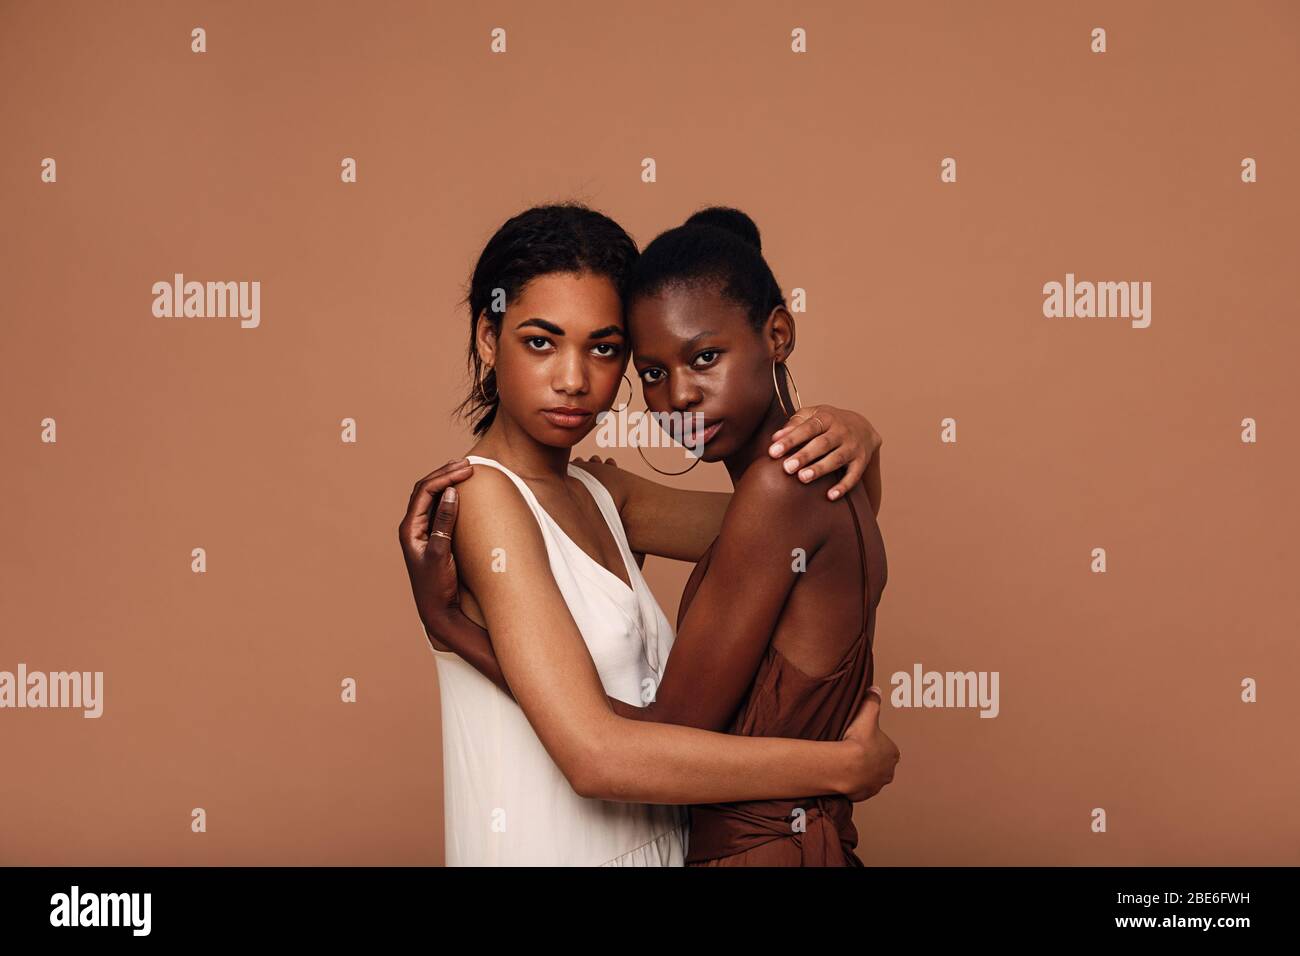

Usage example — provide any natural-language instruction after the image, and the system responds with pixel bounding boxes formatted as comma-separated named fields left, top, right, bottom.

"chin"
left=514, top=420, right=583, bottom=449
left=697, top=437, right=732, bottom=462
left=543, top=427, right=591, bottom=448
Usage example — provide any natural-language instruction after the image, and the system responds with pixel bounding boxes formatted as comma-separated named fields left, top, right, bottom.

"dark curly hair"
left=625, top=206, right=786, bottom=330
left=456, top=203, right=639, bottom=437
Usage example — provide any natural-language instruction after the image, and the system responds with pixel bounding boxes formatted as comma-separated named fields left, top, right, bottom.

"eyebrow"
left=635, top=330, right=718, bottom=366
left=515, top=317, right=624, bottom=339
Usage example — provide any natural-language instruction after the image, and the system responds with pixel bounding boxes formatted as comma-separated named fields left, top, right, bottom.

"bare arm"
left=411, top=470, right=630, bottom=707
left=605, top=458, right=827, bottom=730
left=573, top=459, right=730, bottom=563
left=447, top=466, right=862, bottom=805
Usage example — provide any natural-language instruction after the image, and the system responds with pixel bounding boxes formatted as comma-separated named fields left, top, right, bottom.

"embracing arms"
left=399, top=465, right=895, bottom=805
left=405, top=404, right=881, bottom=701
left=414, top=459, right=836, bottom=733
left=406, top=407, right=883, bottom=715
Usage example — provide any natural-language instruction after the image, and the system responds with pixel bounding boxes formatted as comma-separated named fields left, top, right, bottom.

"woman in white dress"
left=399, top=204, right=893, bottom=865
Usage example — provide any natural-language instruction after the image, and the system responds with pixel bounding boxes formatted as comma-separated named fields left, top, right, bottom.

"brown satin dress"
left=681, top=489, right=887, bottom=867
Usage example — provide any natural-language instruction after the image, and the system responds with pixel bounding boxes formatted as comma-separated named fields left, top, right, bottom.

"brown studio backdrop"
left=1, top=0, right=1297, bottom=865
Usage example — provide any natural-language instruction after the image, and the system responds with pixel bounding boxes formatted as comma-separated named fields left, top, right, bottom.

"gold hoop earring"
left=612, top=373, right=633, bottom=413
left=772, top=360, right=803, bottom=416
left=633, top=408, right=703, bottom=475
left=636, top=440, right=702, bottom=475
left=476, top=365, right=498, bottom=403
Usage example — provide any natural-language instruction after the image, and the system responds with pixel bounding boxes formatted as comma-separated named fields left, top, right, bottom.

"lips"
left=541, top=407, right=593, bottom=429
left=697, top=419, right=724, bottom=444
left=676, top=416, right=723, bottom=447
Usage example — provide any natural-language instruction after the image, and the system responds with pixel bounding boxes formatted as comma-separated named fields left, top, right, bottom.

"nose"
left=551, top=346, right=589, bottom=396
left=668, top=372, right=703, bottom=413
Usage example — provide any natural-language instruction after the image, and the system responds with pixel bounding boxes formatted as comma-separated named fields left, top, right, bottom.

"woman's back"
left=429, top=455, right=686, bottom=865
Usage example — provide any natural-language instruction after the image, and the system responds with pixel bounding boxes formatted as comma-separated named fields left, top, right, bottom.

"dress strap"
left=464, top=455, right=538, bottom=505
left=463, top=455, right=555, bottom=529
left=567, top=465, right=638, bottom=568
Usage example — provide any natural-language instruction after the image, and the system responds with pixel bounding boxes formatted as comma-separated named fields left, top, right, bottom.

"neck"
left=469, top=411, right=572, bottom=481
left=722, top=398, right=789, bottom=487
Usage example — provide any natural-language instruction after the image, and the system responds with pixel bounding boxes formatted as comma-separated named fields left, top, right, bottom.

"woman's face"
left=629, top=283, right=781, bottom=462
left=478, top=271, right=628, bottom=448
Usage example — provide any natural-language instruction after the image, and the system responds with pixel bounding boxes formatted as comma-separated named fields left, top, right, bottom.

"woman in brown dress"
left=415, top=206, right=894, bottom=866
left=672, top=479, right=884, bottom=866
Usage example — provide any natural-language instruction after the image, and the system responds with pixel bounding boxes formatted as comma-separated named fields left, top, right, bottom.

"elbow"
left=566, top=763, right=607, bottom=801
left=545, top=723, right=603, bottom=798
left=563, top=736, right=632, bottom=802
left=569, top=767, right=602, bottom=800
left=564, top=746, right=601, bottom=799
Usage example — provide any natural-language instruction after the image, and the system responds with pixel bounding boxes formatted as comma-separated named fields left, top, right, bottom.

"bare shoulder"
left=733, top=454, right=825, bottom=508
left=451, top=464, right=543, bottom=551
left=730, top=455, right=837, bottom=541
left=454, top=462, right=524, bottom=514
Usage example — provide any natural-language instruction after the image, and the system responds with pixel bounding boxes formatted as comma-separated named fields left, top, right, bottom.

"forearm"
left=430, top=613, right=659, bottom=718
left=584, top=712, right=851, bottom=804
left=618, top=475, right=732, bottom=562
left=606, top=689, right=734, bottom=730
left=427, top=613, right=512, bottom=698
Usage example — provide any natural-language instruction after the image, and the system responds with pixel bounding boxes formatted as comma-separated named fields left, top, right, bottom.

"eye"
left=692, top=349, right=721, bottom=368
left=639, top=368, right=664, bottom=385
left=524, top=336, right=553, bottom=351
left=590, top=342, right=623, bottom=357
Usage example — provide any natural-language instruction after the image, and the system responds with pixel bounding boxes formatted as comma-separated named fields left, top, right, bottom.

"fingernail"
left=444, top=487, right=457, bottom=503
left=828, top=488, right=841, bottom=500
left=769, top=443, right=784, bottom=456
left=868, top=685, right=881, bottom=696
left=784, top=458, right=799, bottom=473
left=799, top=468, right=814, bottom=481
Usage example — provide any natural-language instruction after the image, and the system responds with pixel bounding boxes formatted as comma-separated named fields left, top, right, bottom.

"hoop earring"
left=612, top=373, right=633, bottom=413
left=772, top=360, right=803, bottom=416
left=633, top=407, right=703, bottom=475
left=476, top=366, right=498, bottom=403
left=636, top=440, right=702, bottom=475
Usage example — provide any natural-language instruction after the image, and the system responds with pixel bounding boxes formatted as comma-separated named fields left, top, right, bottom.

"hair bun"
left=683, top=206, right=762, bottom=252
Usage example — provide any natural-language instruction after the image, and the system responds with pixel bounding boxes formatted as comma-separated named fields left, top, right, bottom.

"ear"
left=473, top=310, right=499, bottom=367
left=764, top=305, right=796, bottom=362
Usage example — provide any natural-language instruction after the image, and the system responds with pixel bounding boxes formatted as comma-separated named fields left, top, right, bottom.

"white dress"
left=428, top=455, right=688, bottom=865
